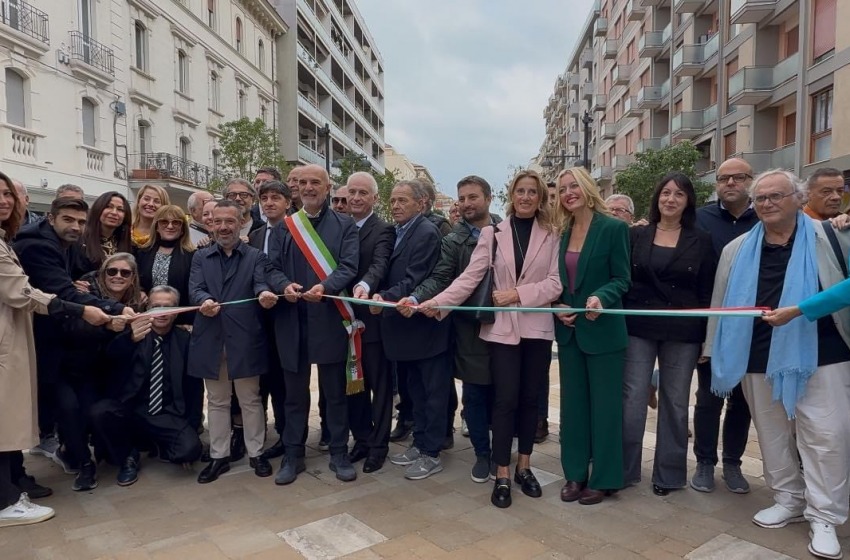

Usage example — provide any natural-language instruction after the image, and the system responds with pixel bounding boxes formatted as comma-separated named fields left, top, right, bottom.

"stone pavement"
left=3, top=360, right=846, bottom=560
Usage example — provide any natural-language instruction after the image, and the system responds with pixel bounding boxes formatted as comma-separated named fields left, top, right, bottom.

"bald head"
left=299, top=164, right=331, bottom=214
left=715, top=157, right=754, bottom=212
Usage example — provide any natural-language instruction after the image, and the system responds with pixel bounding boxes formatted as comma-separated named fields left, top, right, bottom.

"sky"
left=357, top=0, right=597, bottom=200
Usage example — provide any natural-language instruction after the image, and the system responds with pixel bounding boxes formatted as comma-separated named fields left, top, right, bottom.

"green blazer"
left=555, top=212, right=631, bottom=354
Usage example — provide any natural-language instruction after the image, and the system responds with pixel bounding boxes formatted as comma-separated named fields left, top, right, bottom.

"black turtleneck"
left=512, top=215, right=534, bottom=278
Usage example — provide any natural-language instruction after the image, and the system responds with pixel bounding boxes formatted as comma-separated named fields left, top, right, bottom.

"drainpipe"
left=715, top=1, right=726, bottom=169
left=794, top=0, right=807, bottom=175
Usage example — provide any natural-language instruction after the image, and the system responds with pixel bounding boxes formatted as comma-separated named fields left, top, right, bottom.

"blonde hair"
left=97, top=252, right=144, bottom=311
left=504, top=170, right=557, bottom=232
left=142, top=204, right=195, bottom=252
left=131, top=184, right=171, bottom=230
left=553, top=167, right=611, bottom=232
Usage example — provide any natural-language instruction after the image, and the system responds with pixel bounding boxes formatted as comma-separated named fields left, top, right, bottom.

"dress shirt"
left=394, top=214, right=421, bottom=249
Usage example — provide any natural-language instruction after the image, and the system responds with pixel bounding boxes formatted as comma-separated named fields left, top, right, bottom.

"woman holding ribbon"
left=554, top=166, right=630, bottom=505
left=621, top=173, right=715, bottom=496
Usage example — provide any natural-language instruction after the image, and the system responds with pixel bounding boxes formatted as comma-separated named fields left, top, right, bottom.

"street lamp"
left=317, top=123, right=331, bottom=174
left=581, top=111, right=593, bottom=171
left=541, top=150, right=584, bottom=174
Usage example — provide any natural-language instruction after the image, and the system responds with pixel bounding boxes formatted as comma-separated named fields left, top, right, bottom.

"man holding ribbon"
left=705, top=169, right=850, bottom=560
left=267, top=164, right=361, bottom=485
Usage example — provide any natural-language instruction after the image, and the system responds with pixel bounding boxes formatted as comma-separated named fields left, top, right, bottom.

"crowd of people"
left=1, top=158, right=849, bottom=559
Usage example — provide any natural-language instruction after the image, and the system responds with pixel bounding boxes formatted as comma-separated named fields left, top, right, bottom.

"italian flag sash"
left=285, top=210, right=365, bottom=395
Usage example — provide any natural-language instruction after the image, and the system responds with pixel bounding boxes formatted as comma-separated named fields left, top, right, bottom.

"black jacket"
left=424, top=211, right=453, bottom=237
left=134, top=244, right=196, bottom=323
left=696, top=201, right=759, bottom=258
left=625, top=224, right=716, bottom=343
left=348, top=213, right=394, bottom=344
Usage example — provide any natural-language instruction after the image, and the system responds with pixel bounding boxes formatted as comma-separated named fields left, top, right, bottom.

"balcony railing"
left=673, top=34, right=719, bottom=77
left=734, top=144, right=796, bottom=172
left=130, top=153, right=227, bottom=189
left=728, top=52, right=799, bottom=105
left=612, top=64, right=632, bottom=86
left=731, top=0, right=777, bottom=24
left=593, top=93, right=607, bottom=112
left=603, top=39, right=619, bottom=60
left=594, top=18, right=608, bottom=37
left=637, top=86, right=664, bottom=109
left=671, top=111, right=705, bottom=138
left=636, top=136, right=671, bottom=152
left=1, top=0, right=48, bottom=46
left=69, top=31, right=114, bottom=76
left=626, top=0, right=646, bottom=21
left=639, top=31, right=665, bottom=58
left=612, top=154, right=634, bottom=170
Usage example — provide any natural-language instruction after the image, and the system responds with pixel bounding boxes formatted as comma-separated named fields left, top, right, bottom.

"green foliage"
left=495, top=163, right=526, bottom=210
left=373, top=169, right=398, bottom=222
left=217, top=118, right=291, bottom=181
left=614, top=141, right=714, bottom=219
left=331, top=151, right=399, bottom=221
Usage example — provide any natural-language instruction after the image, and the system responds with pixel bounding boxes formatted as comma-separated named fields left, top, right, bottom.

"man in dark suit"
left=346, top=172, right=394, bottom=473
left=267, top=164, right=360, bottom=485
left=250, top=166, right=281, bottom=227
left=371, top=180, right=451, bottom=480
left=90, top=286, right=204, bottom=486
left=188, top=200, right=280, bottom=484
left=248, top=180, right=291, bottom=459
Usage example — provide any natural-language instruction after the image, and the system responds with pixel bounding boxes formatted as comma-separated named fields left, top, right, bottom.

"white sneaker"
left=29, top=435, right=59, bottom=458
left=0, top=494, right=55, bottom=528
left=752, top=503, right=805, bottom=528
left=809, top=520, right=842, bottom=559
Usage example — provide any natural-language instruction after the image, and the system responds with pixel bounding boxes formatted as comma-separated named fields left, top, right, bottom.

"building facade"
left=539, top=0, right=850, bottom=195
left=272, top=0, right=385, bottom=173
left=0, top=0, right=287, bottom=211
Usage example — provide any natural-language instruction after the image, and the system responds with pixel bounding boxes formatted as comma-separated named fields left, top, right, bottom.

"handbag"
left=462, top=226, right=498, bottom=324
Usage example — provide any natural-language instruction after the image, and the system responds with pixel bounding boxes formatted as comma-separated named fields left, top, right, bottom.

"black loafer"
left=250, top=456, right=273, bottom=477
left=514, top=468, right=542, bottom=498
left=491, top=478, right=512, bottom=508
left=260, top=438, right=285, bottom=460
left=348, top=446, right=369, bottom=463
left=230, top=428, right=246, bottom=462
left=197, top=457, right=230, bottom=484
left=363, top=456, right=385, bottom=473
left=652, top=484, right=670, bottom=496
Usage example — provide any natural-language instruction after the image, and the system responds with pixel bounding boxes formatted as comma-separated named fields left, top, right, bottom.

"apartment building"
left=272, top=0, right=385, bottom=173
left=0, top=0, right=286, bottom=210
left=540, top=0, right=850, bottom=193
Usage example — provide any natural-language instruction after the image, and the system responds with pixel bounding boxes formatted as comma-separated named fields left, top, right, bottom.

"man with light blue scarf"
left=704, top=169, right=850, bottom=560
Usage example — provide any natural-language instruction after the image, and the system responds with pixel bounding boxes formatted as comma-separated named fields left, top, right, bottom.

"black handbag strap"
left=490, top=225, right=498, bottom=267
left=822, top=220, right=848, bottom=279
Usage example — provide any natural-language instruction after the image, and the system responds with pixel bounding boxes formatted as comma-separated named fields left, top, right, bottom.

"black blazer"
left=625, top=224, right=716, bottom=343
left=135, top=244, right=196, bottom=323
left=350, top=213, right=395, bottom=344
left=266, top=207, right=360, bottom=370
left=378, top=215, right=449, bottom=362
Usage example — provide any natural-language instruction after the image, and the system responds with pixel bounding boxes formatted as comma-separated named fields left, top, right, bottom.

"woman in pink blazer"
left=420, top=170, right=561, bottom=509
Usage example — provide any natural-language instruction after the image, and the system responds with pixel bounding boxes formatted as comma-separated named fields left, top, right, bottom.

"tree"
left=495, top=163, right=526, bottom=210
left=613, top=141, right=714, bottom=219
left=217, top=118, right=291, bottom=182
left=331, top=151, right=398, bottom=221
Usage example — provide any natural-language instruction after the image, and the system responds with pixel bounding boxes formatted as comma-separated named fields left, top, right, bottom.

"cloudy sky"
left=358, top=0, right=597, bottom=199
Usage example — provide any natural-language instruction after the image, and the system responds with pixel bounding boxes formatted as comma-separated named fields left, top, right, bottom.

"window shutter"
left=813, top=0, right=836, bottom=59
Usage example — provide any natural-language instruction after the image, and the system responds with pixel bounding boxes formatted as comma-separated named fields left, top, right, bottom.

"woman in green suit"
left=554, top=166, right=631, bottom=505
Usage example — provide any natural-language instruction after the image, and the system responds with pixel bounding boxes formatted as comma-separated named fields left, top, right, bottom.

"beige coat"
left=0, top=230, right=54, bottom=452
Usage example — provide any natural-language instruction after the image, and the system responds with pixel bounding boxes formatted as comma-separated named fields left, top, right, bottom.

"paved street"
left=3, top=359, right=840, bottom=560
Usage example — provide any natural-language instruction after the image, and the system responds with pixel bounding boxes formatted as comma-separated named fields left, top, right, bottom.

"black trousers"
left=0, top=452, right=19, bottom=508
left=692, top=359, right=751, bottom=467
left=54, top=376, right=100, bottom=468
left=283, top=356, right=349, bottom=457
left=396, top=356, right=457, bottom=438
left=489, top=339, right=551, bottom=467
left=348, top=341, right=393, bottom=459
left=89, top=399, right=202, bottom=465
left=260, top=339, right=287, bottom=436
left=401, top=352, right=452, bottom=457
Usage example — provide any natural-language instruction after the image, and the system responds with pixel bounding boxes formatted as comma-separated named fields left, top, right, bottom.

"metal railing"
left=131, top=153, right=227, bottom=189
left=69, top=31, right=114, bottom=76
left=1, top=0, right=48, bottom=45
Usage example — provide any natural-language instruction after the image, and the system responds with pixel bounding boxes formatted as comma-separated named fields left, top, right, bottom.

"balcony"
left=68, top=31, right=114, bottom=86
left=636, top=136, right=671, bottom=152
left=591, top=166, right=613, bottom=181
left=594, top=18, right=608, bottom=37
left=735, top=144, right=796, bottom=172
left=593, top=93, right=607, bottom=112
left=623, top=96, right=643, bottom=118
left=297, top=142, right=325, bottom=166
left=637, top=86, right=664, bottom=109
left=730, top=0, right=777, bottom=24
left=1, top=123, right=41, bottom=163
left=626, top=0, right=646, bottom=21
left=603, top=39, right=619, bottom=60
left=673, top=33, right=720, bottom=77
left=728, top=53, right=799, bottom=105
left=638, top=0, right=665, bottom=5
left=581, top=48, right=593, bottom=69
left=569, top=100, right=580, bottom=118
left=568, top=131, right=581, bottom=146
left=702, top=104, right=718, bottom=130
left=671, top=111, right=705, bottom=140
left=601, top=123, right=619, bottom=140
left=0, top=0, right=49, bottom=55
left=582, top=82, right=595, bottom=101
left=639, top=31, right=664, bottom=58
left=612, top=64, right=632, bottom=86
left=674, top=0, right=709, bottom=14
left=613, top=154, right=634, bottom=171
left=130, top=153, right=228, bottom=189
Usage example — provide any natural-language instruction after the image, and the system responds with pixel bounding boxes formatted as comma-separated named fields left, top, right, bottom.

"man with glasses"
left=606, top=194, right=635, bottom=224
left=286, top=166, right=304, bottom=216
left=332, top=185, right=349, bottom=214
left=223, top=179, right=264, bottom=235
left=803, top=168, right=846, bottom=221
left=691, top=157, right=760, bottom=496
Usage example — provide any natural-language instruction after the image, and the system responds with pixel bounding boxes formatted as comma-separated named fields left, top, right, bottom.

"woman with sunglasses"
left=134, top=205, right=196, bottom=321
left=75, top=191, right=133, bottom=277
left=131, top=185, right=170, bottom=247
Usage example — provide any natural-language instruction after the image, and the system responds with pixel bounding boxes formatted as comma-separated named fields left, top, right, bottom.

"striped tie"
left=149, top=336, right=164, bottom=415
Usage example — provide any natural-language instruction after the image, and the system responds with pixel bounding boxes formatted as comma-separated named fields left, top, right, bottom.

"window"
left=724, top=131, right=737, bottom=158
left=235, top=17, right=243, bottom=53
left=177, top=50, right=188, bottom=93
left=258, top=40, right=265, bottom=71
left=134, top=20, right=148, bottom=72
left=212, top=148, right=220, bottom=171
left=785, top=25, right=799, bottom=58
left=5, top=69, right=26, bottom=127
left=82, top=98, right=96, bottom=146
left=179, top=136, right=191, bottom=160
left=260, top=98, right=268, bottom=123
left=207, top=0, right=216, bottom=29
left=238, top=88, right=246, bottom=118
left=210, top=71, right=220, bottom=111
left=811, top=88, right=833, bottom=162
left=813, top=0, right=836, bottom=62
left=138, top=120, right=151, bottom=153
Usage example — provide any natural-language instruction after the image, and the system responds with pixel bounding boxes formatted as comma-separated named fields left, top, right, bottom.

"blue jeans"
left=462, top=382, right=492, bottom=458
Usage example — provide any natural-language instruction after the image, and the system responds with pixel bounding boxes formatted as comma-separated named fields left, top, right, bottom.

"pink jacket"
left=432, top=216, right=561, bottom=345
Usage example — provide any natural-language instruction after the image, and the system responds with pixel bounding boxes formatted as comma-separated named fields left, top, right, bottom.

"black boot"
left=389, top=419, right=413, bottom=442
left=230, top=426, right=246, bottom=462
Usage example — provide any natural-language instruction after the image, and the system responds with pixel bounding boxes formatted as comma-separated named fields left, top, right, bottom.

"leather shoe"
left=197, top=457, right=230, bottom=484
left=491, top=478, right=512, bottom=508
left=652, top=484, right=670, bottom=496
left=348, top=446, right=369, bottom=463
left=534, top=419, right=549, bottom=444
left=250, top=456, right=273, bottom=478
left=578, top=487, right=605, bottom=505
left=260, top=438, right=285, bottom=460
left=363, top=456, right=385, bottom=473
left=560, top=480, right=584, bottom=502
left=117, top=451, right=140, bottom=487
left=230, top=427, right=246, bottom=462
left=389, top=419, right=413, bottom=442
left=514, top=468, right=542, bottom=498
left=274, top=456, right=305, bottom=485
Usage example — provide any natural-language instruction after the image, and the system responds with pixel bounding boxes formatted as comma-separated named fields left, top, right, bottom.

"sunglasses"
left=332, top=197, right=347, bottom=204
left=106, top=267, right=133, bottom=278
left=157, top=219, right=184, bottom=228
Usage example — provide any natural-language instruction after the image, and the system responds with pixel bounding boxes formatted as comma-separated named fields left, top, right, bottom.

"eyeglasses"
left=332, top=197, right=347, bottom=204
left=157, top=219, right=184, bottom=229
left=224, top=192, right=253, bottom=201
left=105, top=267, right=132, bottom=278
left=716, top=173, right=753, bottom=185
left=753, top=191, right=797, bottom=206
left=611, top=207, right=632, bottom=216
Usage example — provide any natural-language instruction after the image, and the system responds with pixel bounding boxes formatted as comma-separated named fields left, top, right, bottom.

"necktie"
left=149, top=336, right=164, bottom=415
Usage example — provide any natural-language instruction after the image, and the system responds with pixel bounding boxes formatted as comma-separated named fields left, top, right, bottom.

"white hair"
left=346, top=171, right=378, bottom=195
left=605, top=194, right=634, bottom=214
left=749, top=169, right=805, bottom=201
left=187, top=191, right=212, bottom=212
